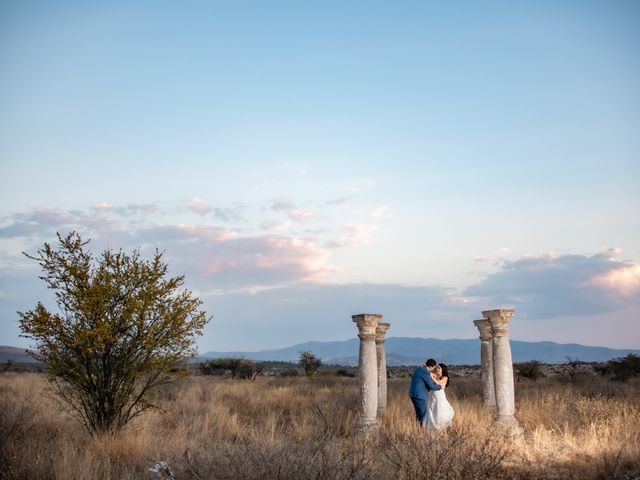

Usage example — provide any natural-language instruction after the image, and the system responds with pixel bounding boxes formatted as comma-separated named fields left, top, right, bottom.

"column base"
left=484, top=400, right=497, bottom=410
left=494, top=415, right=524, bottom=438
left=355, top=418, right=379, bottom=436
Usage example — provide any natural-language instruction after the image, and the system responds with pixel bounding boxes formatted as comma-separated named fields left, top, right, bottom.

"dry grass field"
left=1, top=372, right=639, bottom=479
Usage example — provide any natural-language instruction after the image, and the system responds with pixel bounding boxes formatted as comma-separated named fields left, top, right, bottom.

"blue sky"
left=1, top=1, right=639, bottom=351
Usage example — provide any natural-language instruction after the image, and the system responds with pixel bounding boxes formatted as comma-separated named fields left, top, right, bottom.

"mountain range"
left=4, top=338, right=638, bottom=366
left=0, top=346, right=38, bottom=363
left=200, top=337, right=640, bottom=365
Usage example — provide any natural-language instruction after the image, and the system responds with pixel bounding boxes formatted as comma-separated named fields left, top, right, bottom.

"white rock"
left=148, top=461, right=175, bottom=480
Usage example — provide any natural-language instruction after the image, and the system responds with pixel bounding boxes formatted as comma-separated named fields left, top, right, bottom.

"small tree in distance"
left=18, top=232, right=209, bottom=436
left=199, top=358, right=263, bottom=380
left=563, top=356, right=583, bottom=383
left=515, top=360, right=544, bottom=381
left=595, top=353, right=640, bottom=382
left=299, top=351, right=322, bottom=377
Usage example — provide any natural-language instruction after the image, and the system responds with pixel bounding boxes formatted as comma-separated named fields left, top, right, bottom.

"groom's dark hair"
left=425, top=358, right=437, bottom=367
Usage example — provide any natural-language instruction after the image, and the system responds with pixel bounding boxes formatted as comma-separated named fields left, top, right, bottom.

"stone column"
left=482, top=309, right=522, bottom=435
left=375, top=322, right=391, bottom=416
left=473, top=319, right=496, bottom=409
left=352, top=313, right=382, bottom=433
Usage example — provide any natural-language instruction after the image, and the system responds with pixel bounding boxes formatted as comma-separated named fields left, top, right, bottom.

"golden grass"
left=1, top=372, right=639, bottom=479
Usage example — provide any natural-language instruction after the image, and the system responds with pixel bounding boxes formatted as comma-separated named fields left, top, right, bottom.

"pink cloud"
left=156, top=229, right=334, bottom=289
left=90, top=203, right=160, bottom=217
left=589, top=264, right=640, bottom=297
left=269, top=197, right=316, bottom=223
left=325, top=223, right=379, bottom=248
left=260, top=220, right=292, bottom=232
left=92, top=203, right=113, bottom=212
left=31, top=208, right=118, bottom=231
left=186, top=197, right=212, bottom=215
left=465, top=249, right=640, bottom=319
left=1, top=204, right=337, bottom=292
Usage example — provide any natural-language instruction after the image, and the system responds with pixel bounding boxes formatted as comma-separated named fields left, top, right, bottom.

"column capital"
left=482, top=309, right=515, bottom=336
left=375, top=322, right=391, bottom=343
left=473, top=319, right=493, bottom=341
left=352, top=313, right=382, bottom=338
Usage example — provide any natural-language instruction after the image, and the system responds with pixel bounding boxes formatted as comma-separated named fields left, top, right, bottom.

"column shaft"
left=473, top=319, right=496, bottom=409
left=480, top=339, right=496, bottom=408
left=352, top=314, right=382, bottom=433
left=359, top=333, right=378, bottom=425
left=483, top=309, right=522, bottom=435
left=376, top=322, right=390, bottom=415
left=492, top=334, right=515, bottom=418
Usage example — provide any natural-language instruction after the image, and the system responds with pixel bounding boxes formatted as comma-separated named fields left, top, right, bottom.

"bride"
left=427, top=363, right=455, bottom=430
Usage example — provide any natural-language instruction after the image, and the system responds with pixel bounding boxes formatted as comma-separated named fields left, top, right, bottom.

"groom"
left=409, top=358, right=442, bottom=427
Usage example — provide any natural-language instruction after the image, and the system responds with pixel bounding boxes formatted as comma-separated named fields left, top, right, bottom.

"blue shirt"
left=409, top=365, right=442, bottom=399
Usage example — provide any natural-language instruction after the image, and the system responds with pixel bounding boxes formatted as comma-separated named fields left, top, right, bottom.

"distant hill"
left=4, top=338, right=638, bottom=366
left=201, top=337, right=640, bottom=365
left=0, top=346, right=37, bottom=363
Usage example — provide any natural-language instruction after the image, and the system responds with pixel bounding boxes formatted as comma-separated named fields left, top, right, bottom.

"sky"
left=1, top=0, right=639, bottom=352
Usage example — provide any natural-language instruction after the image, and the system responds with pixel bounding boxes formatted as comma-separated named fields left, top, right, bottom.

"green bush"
left=199, top=358, right=263, bottom=380
left=18, top=232, right=209, bottom=436
left=515, top=360, right=544, bottom=381
left=595, top=354, right=640, bottom=382
left=299, top=351, right=322, bottom=377
left=334, top=368, right=356, bottom=377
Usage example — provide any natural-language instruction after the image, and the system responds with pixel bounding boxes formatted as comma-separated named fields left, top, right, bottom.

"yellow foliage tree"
left=18, top=232, right=210, bottom=435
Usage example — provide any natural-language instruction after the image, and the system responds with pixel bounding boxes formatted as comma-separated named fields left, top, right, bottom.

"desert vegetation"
left=1, top=369, right=639, bottom=479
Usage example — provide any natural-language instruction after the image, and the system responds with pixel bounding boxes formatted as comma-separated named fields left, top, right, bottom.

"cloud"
left=186, top=197, right=212, bottom=215
left=92, top=202, right=113, bottom=212
left=260, top=220, right=292, bottom=232
left=588, top=264, right=640, bottom=297
left=369, top=206, right=392, bottom=219
left=3, top=208, right=639, bottom=350
left=270, top=197, right=295, bottom=212
left=464, top=249, right=640, bottom=319
left=1, top=205, right=335, bottom=294
left=90, top=203, right=159, bottom=216
left=269, top=197, right=316, bottom=223
left=3, top=203, right=639, bottom=350
left=472, top=248, right=511, bottom=263
left=212, top=206, right=245, bottom=223
left=325, top=196, right=351, bottom=206
left=0, top=208, right=117, bottom=238
left=325, top=224, right=379, bottom=248
left=130, top=226, right=333, bottom=291
left=288, top=209, right=316, bottom=222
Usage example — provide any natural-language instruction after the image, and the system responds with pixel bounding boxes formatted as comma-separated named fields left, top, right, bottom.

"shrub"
left=515, top=360, right=544, bottom=381
left=199, top=358, right=263, bottom=380
left=335, top=368, right=356, bottom=377
left=563, top=356, right=584, bottom=383
left=595, top=354, right=640, bottom=382
left=18, top=232, right=209, bottom=435
left=299, top=351, right=322, bottom=377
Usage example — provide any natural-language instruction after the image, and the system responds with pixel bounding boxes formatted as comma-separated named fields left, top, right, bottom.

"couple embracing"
left=408, top=358, right=454, bottom=430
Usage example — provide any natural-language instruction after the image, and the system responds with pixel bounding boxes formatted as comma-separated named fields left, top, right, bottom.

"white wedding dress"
left=427, top=388, right=454, bottom=430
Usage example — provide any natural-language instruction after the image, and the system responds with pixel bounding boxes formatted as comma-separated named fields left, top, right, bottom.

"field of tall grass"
left=1, top=371, right=639, bottom=479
